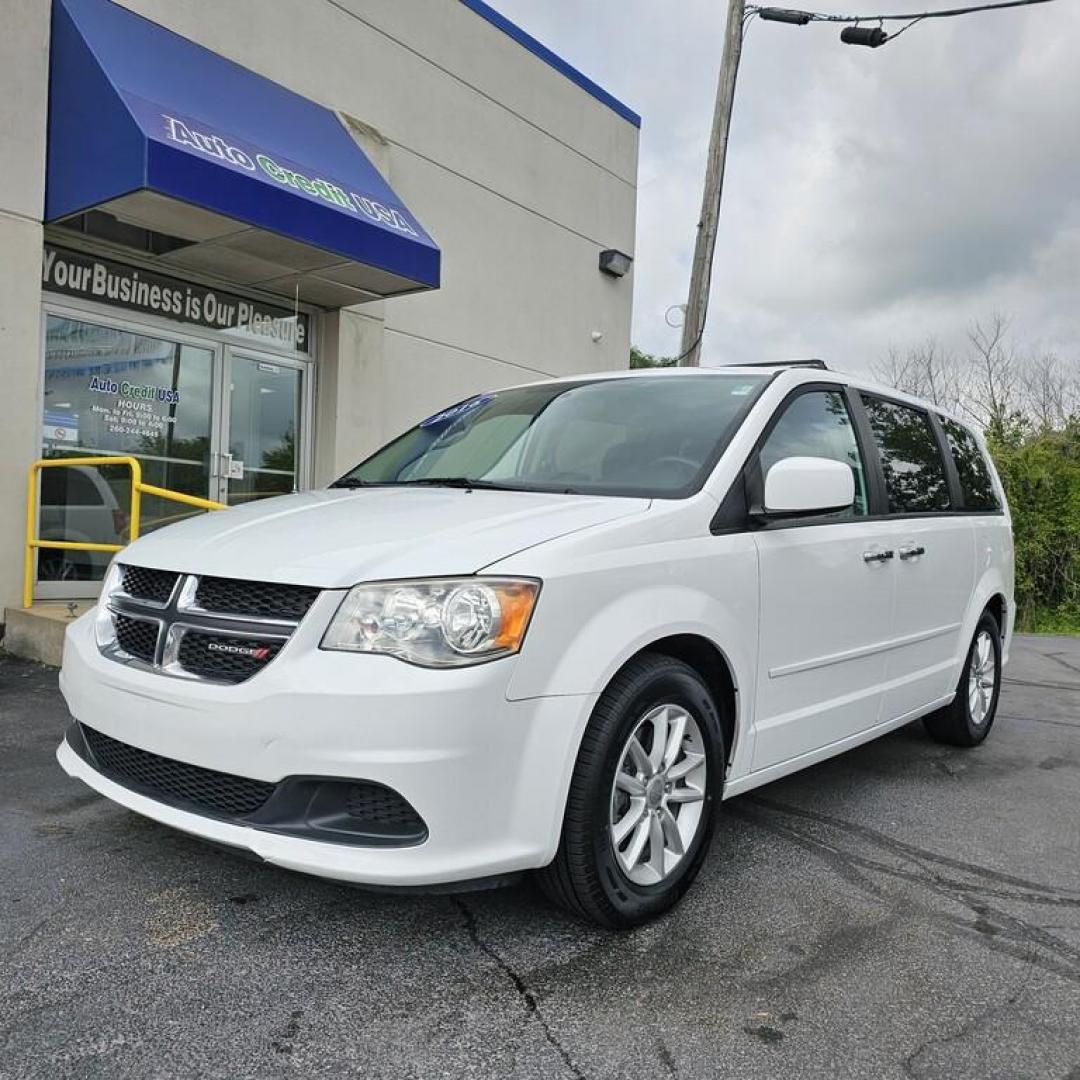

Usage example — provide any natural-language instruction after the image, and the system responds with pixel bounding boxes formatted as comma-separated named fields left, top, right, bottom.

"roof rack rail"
left=727, top=359, right=829, bottom=370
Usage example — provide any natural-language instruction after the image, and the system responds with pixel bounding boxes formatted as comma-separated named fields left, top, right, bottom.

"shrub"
left=988, top=419, right=1080, bottom=632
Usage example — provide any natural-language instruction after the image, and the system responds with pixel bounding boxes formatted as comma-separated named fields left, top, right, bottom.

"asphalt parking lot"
left=2, top=635, right=1079, bottom=1080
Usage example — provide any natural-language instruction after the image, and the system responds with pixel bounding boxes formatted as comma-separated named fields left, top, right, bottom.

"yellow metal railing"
left=24, top=455, right=226, bottom=608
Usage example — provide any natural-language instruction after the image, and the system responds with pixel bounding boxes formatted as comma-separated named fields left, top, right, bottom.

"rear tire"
left=924, top=612, right=1002, bottom=747
left=536, top=654, right=725, bottom=929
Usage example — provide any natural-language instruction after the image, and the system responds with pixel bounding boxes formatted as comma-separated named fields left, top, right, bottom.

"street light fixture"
left=759, top=8, right=888, bottom=45
left=757, top=8, right=811, bottom=23
left=840, top=25, right=889, bottom=46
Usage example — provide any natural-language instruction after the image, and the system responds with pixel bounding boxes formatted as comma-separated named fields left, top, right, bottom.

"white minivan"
left=58, top=363, right=1013, bottom=927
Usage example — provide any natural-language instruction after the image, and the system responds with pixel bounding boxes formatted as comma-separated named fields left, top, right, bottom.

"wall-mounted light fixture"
left=599, top=249, right=633, bottom=278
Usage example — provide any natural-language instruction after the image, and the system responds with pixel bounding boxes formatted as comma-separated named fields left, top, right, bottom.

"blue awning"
left=46, top=0, right=440, bottom=305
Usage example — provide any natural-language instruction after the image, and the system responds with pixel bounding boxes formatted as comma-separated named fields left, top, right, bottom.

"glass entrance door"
left=220, top=350, right=306, bottom=507
left=37, top=310, right=310, bottom=599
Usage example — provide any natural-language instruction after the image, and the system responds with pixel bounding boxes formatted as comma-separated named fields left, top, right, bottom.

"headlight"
left=94, top=560, right=123, bottom=649
left=321, top=577, right=540, bottom=667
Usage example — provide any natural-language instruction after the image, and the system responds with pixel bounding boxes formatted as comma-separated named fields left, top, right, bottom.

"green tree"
left=630, top=345, right=677, bottom=369
left=987, top=420, right=1080, bottom=632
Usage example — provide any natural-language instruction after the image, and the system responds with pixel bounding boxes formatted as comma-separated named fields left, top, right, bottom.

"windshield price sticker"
left=420, top=394, right=494, bottom=429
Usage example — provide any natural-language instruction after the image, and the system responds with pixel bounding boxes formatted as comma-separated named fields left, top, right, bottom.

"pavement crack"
left=2, top=900, right=69, bottom=964
left=454, top=898, right=585, bottom=1080
left=902, top=962, right=1036, bottom=1077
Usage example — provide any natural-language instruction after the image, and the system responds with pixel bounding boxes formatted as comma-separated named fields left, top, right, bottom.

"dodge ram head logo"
left=207, top=642, right=271, bottom=661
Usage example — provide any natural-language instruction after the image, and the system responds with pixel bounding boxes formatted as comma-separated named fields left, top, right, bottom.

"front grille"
left=101, top=569, right=316, bottom=684
left=347, top=783, right=426, bottom=830
left=115, top=614, right=159, bottom=662
left=121, top=565, right=179, bottom=604
left=176, top=631, right=284, bottom=684
left=81, top=724, right=274, bottom=818
left=195, top=576, right=320, bottom=621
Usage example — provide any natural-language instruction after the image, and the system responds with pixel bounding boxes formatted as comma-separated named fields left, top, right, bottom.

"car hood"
left=120, top=487, right=650, bottom=587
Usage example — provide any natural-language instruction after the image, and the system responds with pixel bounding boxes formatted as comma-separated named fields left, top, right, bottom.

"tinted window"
left=339, top=374, right=769, bottom=499
left=941, top=417, right=999, bottom=511
left=759, top=390, right=868, bottom=516
left=861, top=395, right=950, bottom=514
left=41, top=467, right=105, bottom=507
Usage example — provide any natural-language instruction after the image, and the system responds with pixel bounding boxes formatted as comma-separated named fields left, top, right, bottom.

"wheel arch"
left=952, top=571, right=1013, bottom=686
left=984, top=593, right=1007, bottom=636
left=619, top=634, right=739, bottom=768
left=536, top=624, right=748, bottom=866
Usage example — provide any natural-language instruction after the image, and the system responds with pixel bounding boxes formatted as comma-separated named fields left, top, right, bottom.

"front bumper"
left=58, top=606, right=596, bottom=886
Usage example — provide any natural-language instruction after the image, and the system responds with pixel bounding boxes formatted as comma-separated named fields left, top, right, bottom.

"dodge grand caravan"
left=58, top=363, right=1013, bottom=927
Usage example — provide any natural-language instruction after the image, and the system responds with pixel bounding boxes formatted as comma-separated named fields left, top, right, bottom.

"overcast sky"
left=492, top=0, right=1079, bottom=375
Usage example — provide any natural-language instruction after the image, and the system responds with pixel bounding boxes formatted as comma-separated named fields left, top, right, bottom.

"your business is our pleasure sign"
left=42, top=244, right=311, bottom=352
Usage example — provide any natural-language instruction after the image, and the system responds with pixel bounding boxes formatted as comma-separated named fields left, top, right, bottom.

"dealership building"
left=0, top=0, right=639, bottom=636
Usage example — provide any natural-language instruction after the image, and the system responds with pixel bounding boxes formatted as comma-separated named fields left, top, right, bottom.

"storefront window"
left=40, top=314, right=214, bottom=581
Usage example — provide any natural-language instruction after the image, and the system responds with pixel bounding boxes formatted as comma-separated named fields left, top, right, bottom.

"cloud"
left=491, top=0, right=1080, bottom=373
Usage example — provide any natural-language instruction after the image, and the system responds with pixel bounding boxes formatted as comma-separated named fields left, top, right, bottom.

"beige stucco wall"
left=0, top=0, right=639, bottom=609
left=0, top=0, right=50, bottom=613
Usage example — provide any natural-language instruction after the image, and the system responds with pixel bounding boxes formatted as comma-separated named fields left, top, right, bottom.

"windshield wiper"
left=395, top=476, right=514, bottom=491
left=328, top=476, right=376, bottom=489
left=331, top=475, right=578, bottom=493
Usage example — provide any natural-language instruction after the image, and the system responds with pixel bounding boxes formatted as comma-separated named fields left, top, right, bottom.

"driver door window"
left=759, top=390, right=868, bottom=516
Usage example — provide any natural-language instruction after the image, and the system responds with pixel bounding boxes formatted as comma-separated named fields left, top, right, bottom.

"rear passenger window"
left=760, top=390, right=868, bottom=516
left=940, top=417, right=1000, bottom=511
left=861, top=395, right=950, bottom=514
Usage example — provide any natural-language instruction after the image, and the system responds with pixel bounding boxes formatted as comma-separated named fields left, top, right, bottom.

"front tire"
left=924, top=611, right=1002, bottom=747
left=536, top=654, right=725, bottom=928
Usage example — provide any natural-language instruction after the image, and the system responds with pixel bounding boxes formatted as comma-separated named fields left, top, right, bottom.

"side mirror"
left=761, top=456, right=855, bottom=518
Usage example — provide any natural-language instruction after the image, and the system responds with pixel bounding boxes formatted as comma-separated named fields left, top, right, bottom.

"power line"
left=752, top=0, right=1056, bottom=24
left=753, top=1, right=1055, bottom=50
left=672, top=325, right=705, bottom=366
left=879, top=16, right=928, bottom=43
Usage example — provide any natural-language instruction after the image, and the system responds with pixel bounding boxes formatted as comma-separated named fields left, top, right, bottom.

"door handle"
left=862, top=549, right=895, bottom=564
left=898, top=545, right=926, bottom=560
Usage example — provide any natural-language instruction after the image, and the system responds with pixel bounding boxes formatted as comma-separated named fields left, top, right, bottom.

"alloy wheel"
left=968, top=629, right=997, bottom=726
left=609, top=703, right=707, bottom=886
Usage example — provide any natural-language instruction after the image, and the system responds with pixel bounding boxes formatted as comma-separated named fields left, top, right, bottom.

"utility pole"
left=679, top=0, right=746, bottom=366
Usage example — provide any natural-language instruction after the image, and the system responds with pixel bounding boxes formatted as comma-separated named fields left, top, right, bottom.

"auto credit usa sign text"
left=42, top=244, right=310, bottom=352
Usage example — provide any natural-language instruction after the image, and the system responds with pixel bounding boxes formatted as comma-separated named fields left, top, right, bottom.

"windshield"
left=333, top=373, right=770, bottom=498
